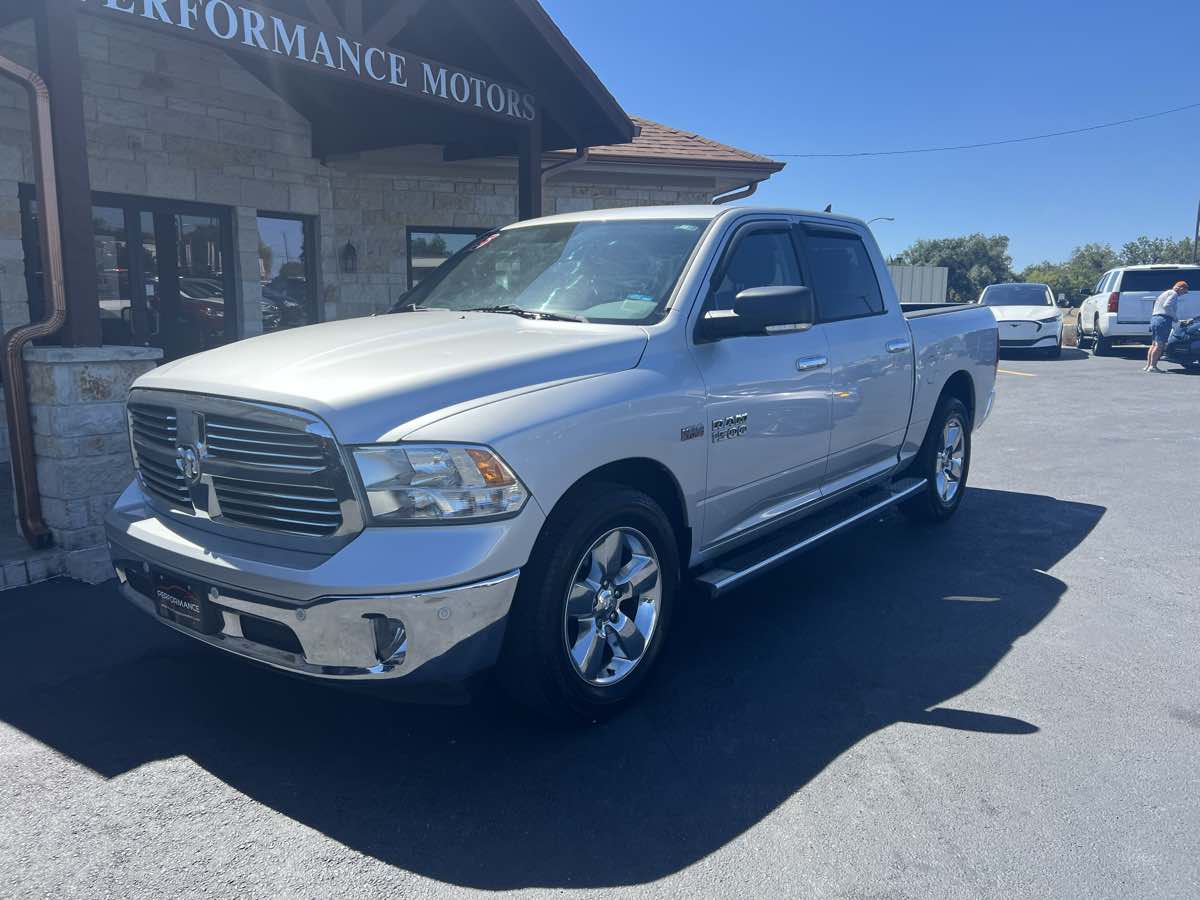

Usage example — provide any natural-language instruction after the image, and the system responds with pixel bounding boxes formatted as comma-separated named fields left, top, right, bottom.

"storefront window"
left=407, top=228, right=485, bottom=287
left=19, top=185, right=237, bottom=361
left=256, top=214, right=317, bottom=332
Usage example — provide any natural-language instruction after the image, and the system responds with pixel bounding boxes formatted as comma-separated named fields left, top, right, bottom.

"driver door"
left=691, top=221, right=833, bottom=550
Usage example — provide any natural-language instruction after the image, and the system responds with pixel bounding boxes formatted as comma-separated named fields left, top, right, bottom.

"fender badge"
left=680, top=424, right=705, bottom=442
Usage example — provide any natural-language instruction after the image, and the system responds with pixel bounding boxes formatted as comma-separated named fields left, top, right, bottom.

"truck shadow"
left=0, top=487, right=1103, bottom=889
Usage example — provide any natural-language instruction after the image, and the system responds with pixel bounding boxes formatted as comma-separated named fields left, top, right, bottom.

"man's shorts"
left=1150, top=314, right=1174, bottom=344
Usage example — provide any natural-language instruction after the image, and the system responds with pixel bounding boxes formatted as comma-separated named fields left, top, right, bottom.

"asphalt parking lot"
left=1, top=346, right=1197, bottom=899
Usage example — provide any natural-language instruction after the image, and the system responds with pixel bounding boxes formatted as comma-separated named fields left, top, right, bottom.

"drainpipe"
left=712, top=179, right=764, bottom=205
left=0, top=53, right=67, bottom=548
left=541, top=147, right=590, bottom=185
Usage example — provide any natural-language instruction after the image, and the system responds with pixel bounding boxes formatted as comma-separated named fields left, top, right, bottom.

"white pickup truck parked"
left=1076, top=264, right=1200, bottom=354
left=106, top=206, right=999, bottom=722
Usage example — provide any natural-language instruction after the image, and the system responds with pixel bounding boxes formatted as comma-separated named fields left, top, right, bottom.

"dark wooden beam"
left=304, top=0, right=341, bottom=29
left=342, top=0, right=363, bottom=35
left=34, top=0, right=100, bottom=346
left=443, top=137, right=521, bottom=163
left=517, top=109, right=543, bottom=220
left=364, top=0, right=426, bottom=45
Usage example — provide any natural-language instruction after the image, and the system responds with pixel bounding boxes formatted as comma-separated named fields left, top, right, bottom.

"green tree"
left=889, top=234, right=1014, bottom=302
left=1119, top=235, right=1195, bottom=265
left=1021, top=242, right=1119, bottom=302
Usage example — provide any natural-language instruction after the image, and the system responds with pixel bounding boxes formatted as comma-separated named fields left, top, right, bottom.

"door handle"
left=886, top=339, right=911, bottom=354
left=796, top=355, right=828, bottom=372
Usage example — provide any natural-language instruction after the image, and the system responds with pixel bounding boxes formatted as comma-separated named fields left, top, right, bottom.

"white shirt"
left=1152, top=289, right=1181, bottom=319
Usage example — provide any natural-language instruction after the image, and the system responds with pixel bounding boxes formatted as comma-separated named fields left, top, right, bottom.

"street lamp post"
left=867, top=216, right=895, bottom=225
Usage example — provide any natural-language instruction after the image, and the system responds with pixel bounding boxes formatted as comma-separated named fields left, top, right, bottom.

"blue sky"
left=541, top=0, right=1200, bottom=270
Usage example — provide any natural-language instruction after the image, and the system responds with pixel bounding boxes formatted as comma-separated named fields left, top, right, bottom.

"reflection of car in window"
left=261, top=276, right=309, bottom=330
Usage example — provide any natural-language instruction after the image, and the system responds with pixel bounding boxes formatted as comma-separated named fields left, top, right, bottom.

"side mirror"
left=700, top=285, right=815, bottom=340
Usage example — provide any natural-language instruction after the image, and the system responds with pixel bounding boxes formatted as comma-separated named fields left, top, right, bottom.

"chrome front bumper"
left=114, top=560, right=518, bottom=683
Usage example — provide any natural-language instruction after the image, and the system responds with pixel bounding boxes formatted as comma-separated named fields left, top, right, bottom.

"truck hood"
left=987, top=305, right=1060, bottom=323
left=137, top=310, right=648, bottom=443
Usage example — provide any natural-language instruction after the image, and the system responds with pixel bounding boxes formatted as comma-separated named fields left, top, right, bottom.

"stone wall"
left=25, top=346, right=161, bottom=581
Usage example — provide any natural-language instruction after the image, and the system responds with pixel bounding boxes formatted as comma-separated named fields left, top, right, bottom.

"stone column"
left=25, top=345, right=161, bottom=582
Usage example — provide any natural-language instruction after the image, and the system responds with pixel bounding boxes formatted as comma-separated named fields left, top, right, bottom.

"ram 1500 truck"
left=106, top=206, right=998, bottom=721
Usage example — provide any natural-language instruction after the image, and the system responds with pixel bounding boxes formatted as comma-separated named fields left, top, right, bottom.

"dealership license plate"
left=154, top=572, right=221, bottom=634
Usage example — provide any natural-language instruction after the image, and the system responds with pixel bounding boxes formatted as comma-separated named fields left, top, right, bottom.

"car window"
left=1118, top=269, right=1199, bottom=292
left=710, top=229, right=803, bottom=311
left=804, top=230, right=885, bottom=321
left=980, top=284, right=1053, bottom=306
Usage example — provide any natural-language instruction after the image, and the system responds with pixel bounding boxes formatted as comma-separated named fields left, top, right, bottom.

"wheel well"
left=553, top=459, right=692, bottom=567
left=941, top=370, right=975, bottom=427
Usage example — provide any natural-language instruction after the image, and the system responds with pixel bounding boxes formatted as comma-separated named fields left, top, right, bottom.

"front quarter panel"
left=402, top=339, right=709, bottom=558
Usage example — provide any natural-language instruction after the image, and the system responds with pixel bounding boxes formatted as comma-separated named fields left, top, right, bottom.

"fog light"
left=368, top=615, right=408, bottom=664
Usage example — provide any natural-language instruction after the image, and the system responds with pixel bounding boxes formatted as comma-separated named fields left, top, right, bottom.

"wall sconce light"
left=339, top=241, right=358, bottom=274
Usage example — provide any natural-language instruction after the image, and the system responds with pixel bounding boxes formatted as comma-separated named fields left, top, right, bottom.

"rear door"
left=796, top=223, right=915, bottom=494
left=691, top=220, right=833, bottom=549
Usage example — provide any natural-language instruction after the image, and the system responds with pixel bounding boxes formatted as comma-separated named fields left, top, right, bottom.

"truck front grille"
left=211, top=474, right=344, bottom=537
left=129, top=404, right=193, bottom=509
left=126, top=391, right=363, bottom=544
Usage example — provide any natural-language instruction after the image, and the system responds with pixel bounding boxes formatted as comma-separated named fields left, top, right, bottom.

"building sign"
left=78, top=0, right=537, bottom=123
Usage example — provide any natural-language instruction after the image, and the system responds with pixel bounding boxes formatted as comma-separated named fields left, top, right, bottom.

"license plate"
left=154, top=572, right=221, bottom=634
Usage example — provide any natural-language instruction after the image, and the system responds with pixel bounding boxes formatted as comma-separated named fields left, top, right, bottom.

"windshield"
left=1119, top=269, right=1197, bottom=293
left=394, top=219, right=709, bottom=323
left=980, top=284, right=1051, bottom=307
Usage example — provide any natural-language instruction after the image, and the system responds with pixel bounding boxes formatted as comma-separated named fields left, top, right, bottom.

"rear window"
left=1119, top=270, right=1199, bottom=292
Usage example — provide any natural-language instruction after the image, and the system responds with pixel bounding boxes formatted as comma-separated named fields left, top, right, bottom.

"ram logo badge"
left=712, top=413, right=749, bottom=443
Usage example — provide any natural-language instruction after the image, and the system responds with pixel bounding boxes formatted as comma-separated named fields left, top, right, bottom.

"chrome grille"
left=205, top=417, right=326, bottom=468
left=212, top=474, right=343, bottom=537
left=126, top=390, right=362, bottom=544
left=129, top=404, right=193, bottom=509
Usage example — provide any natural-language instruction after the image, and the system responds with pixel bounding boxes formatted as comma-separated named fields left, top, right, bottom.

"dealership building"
left=0, top=0, right=784, bottom=583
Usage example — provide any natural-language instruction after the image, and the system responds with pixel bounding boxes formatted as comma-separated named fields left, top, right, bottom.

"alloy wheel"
left=934, top=416, right=966, bottom=503
left=562, top=527, right=662, bottom=686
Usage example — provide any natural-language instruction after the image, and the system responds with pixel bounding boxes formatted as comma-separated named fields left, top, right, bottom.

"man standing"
left=1145, top=280, right=1188, bottom=372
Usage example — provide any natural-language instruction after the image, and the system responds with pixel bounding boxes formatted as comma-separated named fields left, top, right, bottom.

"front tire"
left=902, top=396, right=971, bottom=523
left=1074, top=314, right=1090, bottom=349
left=498, top=484, right=678, bottom=724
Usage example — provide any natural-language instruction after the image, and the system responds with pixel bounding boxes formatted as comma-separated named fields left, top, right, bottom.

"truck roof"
left=505, top=204, right=869, bottom=229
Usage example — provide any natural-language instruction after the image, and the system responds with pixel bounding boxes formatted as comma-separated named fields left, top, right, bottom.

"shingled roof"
left=575, top=116, right=784, bottom=174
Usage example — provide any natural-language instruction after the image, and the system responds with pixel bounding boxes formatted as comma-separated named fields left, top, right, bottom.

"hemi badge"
left=680, top=424, right=705, bottom=442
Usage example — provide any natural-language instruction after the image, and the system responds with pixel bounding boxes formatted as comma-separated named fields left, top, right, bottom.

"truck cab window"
left=806, top=232, right=885, bottom=321
left=711, top=230, right=803, bottom=311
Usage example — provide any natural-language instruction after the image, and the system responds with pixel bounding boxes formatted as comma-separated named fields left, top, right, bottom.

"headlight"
left=1037, top=315, right=1060, bottom=324
left=351, top=444, right=528, bottom=523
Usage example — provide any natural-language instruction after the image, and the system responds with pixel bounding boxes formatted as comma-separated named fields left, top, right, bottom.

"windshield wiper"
left=463, top=305, right=586, bottom=323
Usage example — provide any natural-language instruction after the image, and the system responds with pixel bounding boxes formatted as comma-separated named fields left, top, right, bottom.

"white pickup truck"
left=106, top=206, right=998, bottom=722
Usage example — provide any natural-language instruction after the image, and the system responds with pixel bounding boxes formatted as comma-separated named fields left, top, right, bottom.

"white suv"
left=1076, top=264, right=1200, bottom=355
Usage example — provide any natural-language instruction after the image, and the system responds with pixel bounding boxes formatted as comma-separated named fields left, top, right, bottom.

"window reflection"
left=256, top=215, right=315, bottom=331
left=407, top=228, right=482, bottom=286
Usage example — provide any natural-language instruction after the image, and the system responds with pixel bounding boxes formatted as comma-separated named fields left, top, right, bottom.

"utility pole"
left=1193, top=199, right=1199, bottom=264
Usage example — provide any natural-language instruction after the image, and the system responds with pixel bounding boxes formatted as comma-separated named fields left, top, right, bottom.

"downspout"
left=0, top=54, right=67, bottom=548
left=541, top=146, right=590, bottom=185
left=712, top=179, right=764, bottom=205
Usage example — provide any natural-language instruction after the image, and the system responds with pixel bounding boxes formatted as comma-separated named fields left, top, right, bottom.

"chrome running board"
left=694, top=477, right=927, bottom=598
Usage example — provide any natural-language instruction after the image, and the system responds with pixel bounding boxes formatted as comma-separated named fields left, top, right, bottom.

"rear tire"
left=498, top=484, right=678, bottom=725
left=902, top=396, right=971, bottom=524
left=1092, top=317, right=1111, bottom=356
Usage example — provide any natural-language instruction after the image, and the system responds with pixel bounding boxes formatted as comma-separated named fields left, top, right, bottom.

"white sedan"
left=977, top=282, right=1065, bottom=358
